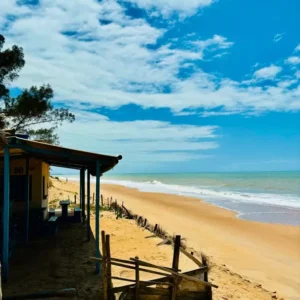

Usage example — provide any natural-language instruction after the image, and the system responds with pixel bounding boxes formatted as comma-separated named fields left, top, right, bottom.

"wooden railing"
left=91, top=231, right=217, bottom=300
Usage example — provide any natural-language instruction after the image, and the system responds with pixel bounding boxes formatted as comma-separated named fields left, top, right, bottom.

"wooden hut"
left=0, top=135, right=122, bottom=282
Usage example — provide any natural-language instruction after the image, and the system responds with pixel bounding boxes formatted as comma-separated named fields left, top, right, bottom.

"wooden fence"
left=91, top=231, right=218, bottom=300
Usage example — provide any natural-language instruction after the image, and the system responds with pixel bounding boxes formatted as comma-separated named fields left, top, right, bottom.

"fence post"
left=135, top=256, right=140, bottom=300
left=101, top=231, right=107, bottom=300
left=106, top=234, right=112, bottom=300
left=74, top=194, right=76, bottom=204
left=172, top=235, right=181, bottom=271
left=101, top=194, right=104, bottom=206
left=171, top=235, right=181, bottom=300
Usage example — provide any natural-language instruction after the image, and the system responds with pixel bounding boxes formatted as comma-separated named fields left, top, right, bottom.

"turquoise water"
left=57, top=171, right=300, bottom=225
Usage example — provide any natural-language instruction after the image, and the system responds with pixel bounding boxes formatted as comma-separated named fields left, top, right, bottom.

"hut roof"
left=0, top=136, right=122, bottom=175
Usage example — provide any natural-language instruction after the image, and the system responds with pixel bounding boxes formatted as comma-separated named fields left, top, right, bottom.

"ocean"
left=55, top=171, right=300, bottom=226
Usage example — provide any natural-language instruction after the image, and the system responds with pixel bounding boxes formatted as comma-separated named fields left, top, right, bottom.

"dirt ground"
left=2, top=222, right=102, bottom=299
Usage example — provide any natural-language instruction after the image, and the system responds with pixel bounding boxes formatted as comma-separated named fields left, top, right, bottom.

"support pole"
left=25, top=158, right=30, bottom=243
left=87, top=169, right=91, bottom=241
left=95, top=161, right=101, bottom=274
left=2, top=147, right=10, bottom=282
left=80, top=169, right=85, bottom=222
left=79, top=169, right=83, bottom=210
left=82, top=168, right=85, bottom=223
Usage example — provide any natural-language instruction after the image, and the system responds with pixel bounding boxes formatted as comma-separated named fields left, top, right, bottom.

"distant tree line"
left=0, top=34, right=75, bottom=144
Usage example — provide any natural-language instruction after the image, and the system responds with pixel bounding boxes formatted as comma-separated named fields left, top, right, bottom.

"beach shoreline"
left=101, top=183, right=300, bottom=299
left=58, top=172, right=300, bottom=226
left=52, top=178, right=300, bottom=299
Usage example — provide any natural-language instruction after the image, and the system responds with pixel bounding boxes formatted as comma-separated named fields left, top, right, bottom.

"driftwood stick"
left=91, top=258, right=170, bottom=277
left=130, top=258, right=181, bottom=273
left=180, top=248, right=203, bottom=268
left=110, top=277, right=174, bottom=286
left=91, top=256, right=136, bottom=265
left=111, top=276, right=136, bottom=283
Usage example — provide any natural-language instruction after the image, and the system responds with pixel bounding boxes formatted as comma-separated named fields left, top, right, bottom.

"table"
left=59, top=200, right=71, bottom=219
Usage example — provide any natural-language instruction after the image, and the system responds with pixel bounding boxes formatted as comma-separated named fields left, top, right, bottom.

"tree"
left=0, top=34, right=75, bottom=144
left=0, top=129, right=6, bottom=150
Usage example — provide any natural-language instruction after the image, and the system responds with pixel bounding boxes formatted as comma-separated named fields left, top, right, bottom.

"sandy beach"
left=50, top=179, right=300, bottom=300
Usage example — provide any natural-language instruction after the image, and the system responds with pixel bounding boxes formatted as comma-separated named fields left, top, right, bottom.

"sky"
left=1, top=0, right=300, bottom=173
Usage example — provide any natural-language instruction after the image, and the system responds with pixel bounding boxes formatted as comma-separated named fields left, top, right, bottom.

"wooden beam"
left=87, top=170, right=91, bottom=241
left=25, top=158, right=30, bottom=244
left=2, top=146, right=10, bottom=282
left=101, top=231, right=107, bottom=300
left=130, top=258, right=218, bottom=289
left=172, top=235, right=181, bottom=271
left=90, top=258, right=170, bottom=277
left=105, top=234, right=113, bottom=299
left=82, top=168, right=85, bottom=223
left=179, top=248, right=203, bottom=268
left=95, top=161, right=101, bottom=274
left=135, top=257, right=140, bottom=300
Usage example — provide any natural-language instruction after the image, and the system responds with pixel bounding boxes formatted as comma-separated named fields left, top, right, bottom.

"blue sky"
left=1, top=0, right=300, bottom=173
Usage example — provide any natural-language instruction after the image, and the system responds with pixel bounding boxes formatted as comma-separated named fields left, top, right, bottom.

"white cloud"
left=254, top=65, right=282, bottom=79
left=122, top=0, right=215, bottom=18
left=285, top=56, right=300, bottom=65
left=295, top=44, right=300, bottom=52
left=192, top=34, right=234, bottom=55
left=0, top=0, right=299, bottom=118
left=273, top=33, right=284, bottom=43
left=56, top=111, right=219, bottom=169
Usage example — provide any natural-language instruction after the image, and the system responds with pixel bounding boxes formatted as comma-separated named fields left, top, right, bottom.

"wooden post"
left=101, top=194, right=104, bottom=206
left=82, top=169, right=85, bottom=223
left=74, top=194, right=76, bottom=204
left=2, top=146, right=10, bottom=282
left=87, top=170, right=91, bottom=241
left=106, top=234, right=112, bottom=300
left=25, top=158, right=30, bottom=243
left=101, top=231, right=108, bottom=300
left=95, top=161, right=101, bottom=274
left=172, top=235, right=181, bottom=271
left=171, top=235, right=181, bottom=300
left=135, top=256, right=140, bottom=300
left=154, top=224, right=158, bottom=233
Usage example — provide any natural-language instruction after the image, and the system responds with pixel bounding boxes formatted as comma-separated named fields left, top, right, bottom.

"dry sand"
left=50, top=178, right=300, bottom=300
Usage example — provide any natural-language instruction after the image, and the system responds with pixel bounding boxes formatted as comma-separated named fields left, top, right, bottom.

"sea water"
left=56, top=171, right=300, bottom=226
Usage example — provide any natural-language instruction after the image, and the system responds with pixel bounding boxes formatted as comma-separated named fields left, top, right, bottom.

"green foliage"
left=0, top=34, right=25, bottom=99
left=0, top=34, right=75, bottom=143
